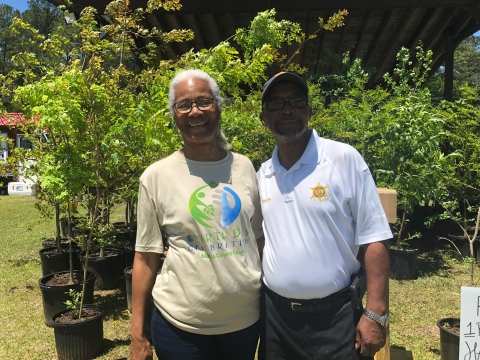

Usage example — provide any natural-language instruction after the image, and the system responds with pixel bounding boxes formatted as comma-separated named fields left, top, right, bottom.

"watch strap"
left=363, top=309, right=389, bottom=327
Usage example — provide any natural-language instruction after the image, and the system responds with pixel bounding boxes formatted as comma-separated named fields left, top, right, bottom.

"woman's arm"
left=129, top=251, right=161, bottom=360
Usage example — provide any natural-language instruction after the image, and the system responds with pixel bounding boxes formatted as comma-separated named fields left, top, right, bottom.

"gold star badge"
left=311, top=182, right=328, bottom=201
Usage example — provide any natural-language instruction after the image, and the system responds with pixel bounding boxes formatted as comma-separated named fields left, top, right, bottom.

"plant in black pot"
left=388, top=214, right=421, bottom=280
left=38, top=207, right=95, bottom=325
left=50, top=289, right=104, bottom=360
left=80, top=224, right=125, bottom=290
left=39, top=199, right=84, bottom=276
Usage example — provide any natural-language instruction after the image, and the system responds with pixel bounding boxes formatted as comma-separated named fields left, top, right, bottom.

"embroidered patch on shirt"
left=262, top=198, right=272, bottom=203
left=310, top=182, right=328, bottom=202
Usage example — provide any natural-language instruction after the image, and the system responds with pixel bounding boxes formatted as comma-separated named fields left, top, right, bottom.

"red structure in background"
left=0, top=113, right=37, bottom=194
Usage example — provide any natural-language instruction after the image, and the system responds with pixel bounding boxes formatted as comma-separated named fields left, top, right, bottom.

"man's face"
left=260, top=82, right=311, bottom=142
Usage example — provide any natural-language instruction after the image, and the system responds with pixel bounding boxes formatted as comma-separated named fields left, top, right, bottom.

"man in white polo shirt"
left=257, top=72, right=392, bottom=360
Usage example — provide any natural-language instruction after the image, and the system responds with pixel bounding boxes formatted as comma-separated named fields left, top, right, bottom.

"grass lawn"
left=0, top=195, right=131, bottom=359
left=0, top=195, right=475, bottom=359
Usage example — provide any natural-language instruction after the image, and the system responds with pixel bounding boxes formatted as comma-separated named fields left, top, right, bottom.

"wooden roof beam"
left=47, top=0, right=480, bottom=13
left=462, top=4, right=480, bottom=23
left=182, top=14, right=206, bottom=52
left=364, top=9, right=393, bottom=70
left=402, top=8, right=458, bottom=84
left=352, top=10, right=371, bottom=60
left=314, top=11, right=332, bottom=74
left=421, top=8, right=456, bottom=52
left=148, top=0, right=480, bottom=13
left=300, top=13, right=313, bottom=68
left=217, top=13, right=237, bottom=42
left=196, top=14, right=222, bottom=48
left=404, top=7, right=434, bottom=50
left=371, top=8, right=415, bottom=84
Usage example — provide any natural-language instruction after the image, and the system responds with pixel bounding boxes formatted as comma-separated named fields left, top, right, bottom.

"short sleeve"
left=135, top=180, right=164, bottom=253
left=351, top=166, right=393, bottom=245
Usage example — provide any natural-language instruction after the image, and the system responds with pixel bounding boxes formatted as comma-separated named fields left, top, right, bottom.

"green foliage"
left=312, top=51, right=373, bottom=99
left=318, top=10, right=349, bottom=32
left=311, top=53, right=389, bottom=163
left=453, top=35, right=480, bottom=86
left=64, top=288, right=82, bottom=319
left=221, top=96, right=276, bottom=169
left=390, top=217, right=421, bottom=248
left=3, top=0, right=479, bottom=267
left=375, top=46, right=458, bottom=246
left=235, top=9, right=302, bottom=55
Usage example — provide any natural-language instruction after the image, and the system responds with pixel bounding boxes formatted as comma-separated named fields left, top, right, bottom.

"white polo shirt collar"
left=267, top=129, right=324, bottom=175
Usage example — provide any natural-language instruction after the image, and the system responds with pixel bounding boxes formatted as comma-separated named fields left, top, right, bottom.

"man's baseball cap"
left=261, top=72, right=309, bottom=104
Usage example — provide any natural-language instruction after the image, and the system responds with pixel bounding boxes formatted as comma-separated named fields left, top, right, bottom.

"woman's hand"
left=130, top=334, right=153, bottom=360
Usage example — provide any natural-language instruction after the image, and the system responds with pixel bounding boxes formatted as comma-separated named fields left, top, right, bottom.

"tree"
left=427, top=35, right=480, bottom=102
left=454, top=35, right=480, bottom=86
left=22, top=0, right=64, bottom=37
left=0, top=4, right=20, bottom=75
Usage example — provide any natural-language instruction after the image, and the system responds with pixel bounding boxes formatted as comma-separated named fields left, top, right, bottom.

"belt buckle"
left=291, top=302, right=301, bottom=311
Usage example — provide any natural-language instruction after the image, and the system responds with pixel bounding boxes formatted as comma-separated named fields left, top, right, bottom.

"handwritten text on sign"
left=460, top=286, right=480, bottom=359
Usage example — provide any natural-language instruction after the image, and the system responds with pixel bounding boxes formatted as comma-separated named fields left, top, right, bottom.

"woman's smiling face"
left=173, top=77, right=220, bottom=148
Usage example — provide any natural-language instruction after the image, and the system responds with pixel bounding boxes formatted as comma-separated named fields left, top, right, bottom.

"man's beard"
left=275, top=121, right=307, bottom=139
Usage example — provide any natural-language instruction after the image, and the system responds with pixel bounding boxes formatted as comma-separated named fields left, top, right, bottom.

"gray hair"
left=168, top=69, right=224, bottom=116
left=168, top=69, right=230, bottom=149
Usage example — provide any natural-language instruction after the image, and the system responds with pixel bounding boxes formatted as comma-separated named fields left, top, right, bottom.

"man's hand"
left=355, top=314, right=386, bottom=357
left=130, top=335, right=153, bottom=360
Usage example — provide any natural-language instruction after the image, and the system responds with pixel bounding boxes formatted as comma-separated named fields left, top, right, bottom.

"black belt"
left=266, top=285, right=351, bottom=313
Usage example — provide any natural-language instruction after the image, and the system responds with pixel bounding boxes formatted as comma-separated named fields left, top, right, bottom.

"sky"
left=0, top=0, right=29, bottom=12
left=1, top=0, right=480, bottom=36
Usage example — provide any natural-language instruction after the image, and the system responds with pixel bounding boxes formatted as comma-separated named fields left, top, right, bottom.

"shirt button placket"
left=284, top=172, right=293, bottom=203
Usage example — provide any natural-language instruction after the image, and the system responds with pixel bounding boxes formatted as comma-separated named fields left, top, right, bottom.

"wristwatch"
left=363, top=309, right=390, bottom=327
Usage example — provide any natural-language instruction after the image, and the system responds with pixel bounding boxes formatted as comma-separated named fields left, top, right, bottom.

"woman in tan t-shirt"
left=129, top=69, right=264, bottom=360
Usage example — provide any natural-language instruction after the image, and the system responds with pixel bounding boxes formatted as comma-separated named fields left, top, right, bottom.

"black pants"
left=259, top=284, right=373, bottom=360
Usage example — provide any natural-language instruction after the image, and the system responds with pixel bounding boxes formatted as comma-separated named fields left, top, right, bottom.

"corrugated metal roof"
left=47, top=0, right=480, bottom=87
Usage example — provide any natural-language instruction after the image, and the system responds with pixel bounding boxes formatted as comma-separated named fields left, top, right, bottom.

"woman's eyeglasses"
left=173, top=98, right=216, bottom=114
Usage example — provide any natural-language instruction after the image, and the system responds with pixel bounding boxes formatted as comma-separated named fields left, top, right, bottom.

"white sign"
left=460, top=286, right=480, bottom=359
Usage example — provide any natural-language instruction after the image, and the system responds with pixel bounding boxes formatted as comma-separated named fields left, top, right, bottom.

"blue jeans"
left=151, top=307, right=260, bottom=360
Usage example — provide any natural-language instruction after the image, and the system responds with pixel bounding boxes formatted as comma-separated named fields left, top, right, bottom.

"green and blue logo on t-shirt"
left=189, top=181, right=241, bottom=228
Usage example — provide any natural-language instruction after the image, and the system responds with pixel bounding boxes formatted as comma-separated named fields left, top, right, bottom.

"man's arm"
left=130, top=251, right=161, bottom=360
left=355, top=240, right=390, bottom=357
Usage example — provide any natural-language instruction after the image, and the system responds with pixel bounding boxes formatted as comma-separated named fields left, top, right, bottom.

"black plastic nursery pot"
left=80, top=248, right=124, bottom=290
left=39, top=245, right=83, bottom=277
left=437, top=317, right=460, bottom=360
left=50, top=305, right=104, bottom=360
left=124, top=266, right=133, bottom=312
left=123, top=243, right=135, bottom=268
left=41, top=238, right=76, bottom=249
left=39, top=270, right=96, bottom=326
left=389, top=248, right=419, bottom=280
